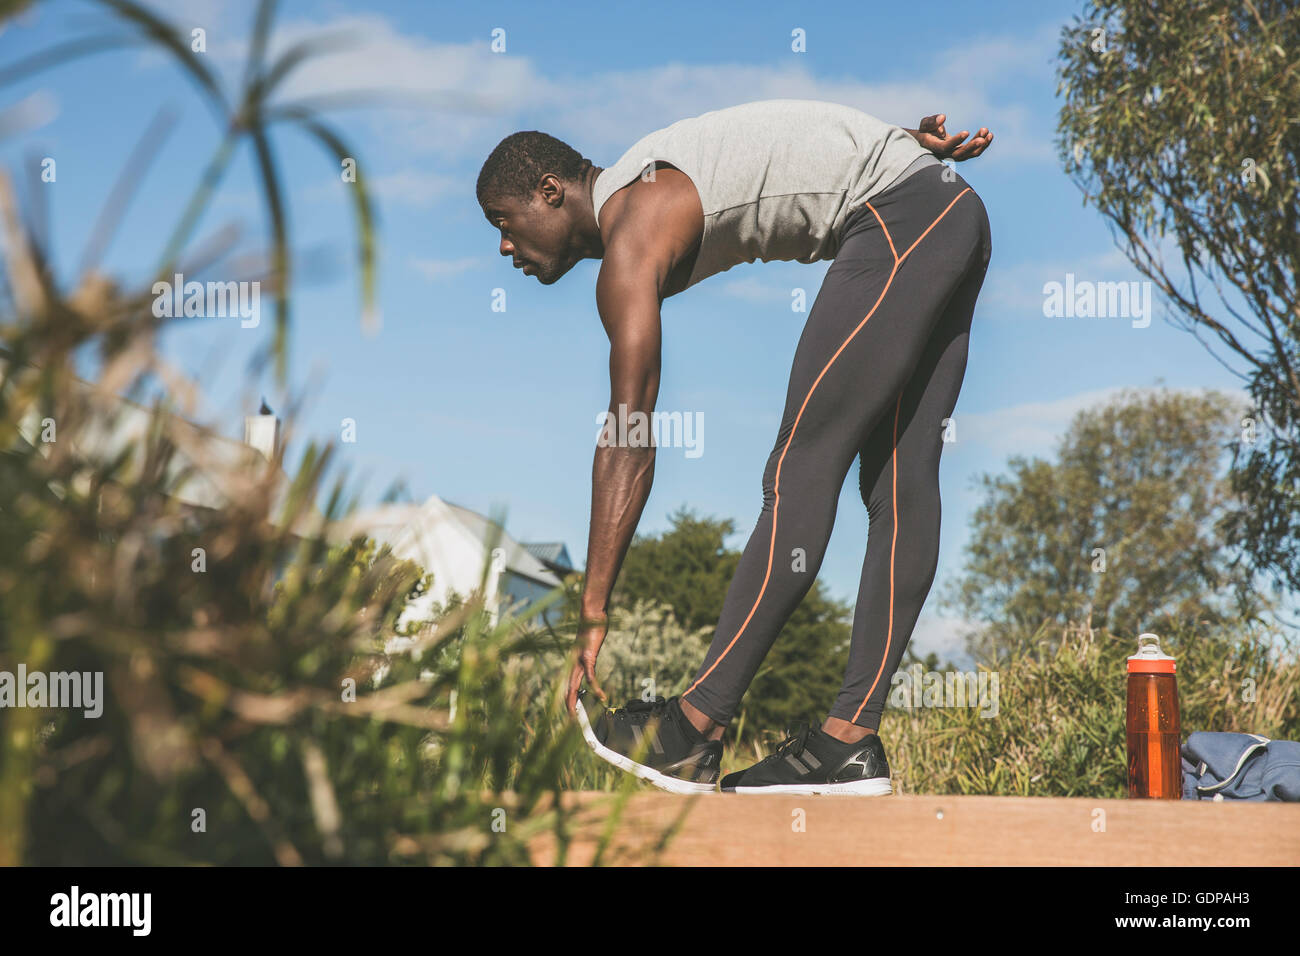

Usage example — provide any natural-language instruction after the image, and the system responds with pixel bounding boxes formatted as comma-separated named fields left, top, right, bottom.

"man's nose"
left=499, top=239, right=515, bottom=257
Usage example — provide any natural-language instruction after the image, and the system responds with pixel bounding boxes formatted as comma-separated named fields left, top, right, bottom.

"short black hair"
left=476, top=131, right=593, bottom=206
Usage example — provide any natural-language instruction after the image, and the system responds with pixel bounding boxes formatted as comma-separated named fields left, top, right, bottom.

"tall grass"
left=880, top=620, right=1299, bottom=797
left=0, top=0, right=674, bottom=865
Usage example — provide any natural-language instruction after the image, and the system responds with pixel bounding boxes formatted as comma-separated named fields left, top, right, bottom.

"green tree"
left=590, top=599, right=714, bottom=705
left=950, top=389, right=1264, bottom=663
left=1056, top=0, right=1300, bottom=589
left=613, top=506, right=740, bottom=632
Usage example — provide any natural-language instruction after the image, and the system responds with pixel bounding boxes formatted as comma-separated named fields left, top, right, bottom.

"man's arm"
left=580, top=253, right=663, bottom=626
left=565, top=166, right=702, bottom=713
left=565, top=252, right=662, bottom=711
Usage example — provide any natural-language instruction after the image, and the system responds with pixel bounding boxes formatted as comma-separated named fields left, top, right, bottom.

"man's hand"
left=565, top=616, right=609, bottom=714
left=909, top=114, right=994, bottom=161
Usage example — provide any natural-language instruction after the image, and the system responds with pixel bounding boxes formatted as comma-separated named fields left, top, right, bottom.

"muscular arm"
left=579, top=164, right=702, bottom=609
left=580, top=254, right=663, bottom=622
left=566, top=166, right=702, bottom=710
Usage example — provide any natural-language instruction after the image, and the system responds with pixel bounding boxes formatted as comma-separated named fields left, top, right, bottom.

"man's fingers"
left=565, top=663, right=582, bottom=713
left=923, top=121, right=994, bottom=162
left=919, top=114, right=948, bottom=142
left=951, top=131, right=993, bottom=160
left=937, top=132, right=965, bottom=154
left=584, top=662, right=607, bottom=704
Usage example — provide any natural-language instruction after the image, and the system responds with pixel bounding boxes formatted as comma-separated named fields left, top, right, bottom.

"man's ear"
left=538, top=174, right=564, bottom=208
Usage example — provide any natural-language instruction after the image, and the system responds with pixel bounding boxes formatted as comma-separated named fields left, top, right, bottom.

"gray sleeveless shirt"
left=591, top=99, right=941, bottom=290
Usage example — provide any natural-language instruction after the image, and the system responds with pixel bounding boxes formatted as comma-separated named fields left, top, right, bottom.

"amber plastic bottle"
left=1126, top=633, right=1182, bottom=799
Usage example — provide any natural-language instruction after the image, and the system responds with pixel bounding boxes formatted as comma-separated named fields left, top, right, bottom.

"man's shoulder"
left=599, top=165, right=701, bottom=243
left=597, top=168, right=703, bottom=295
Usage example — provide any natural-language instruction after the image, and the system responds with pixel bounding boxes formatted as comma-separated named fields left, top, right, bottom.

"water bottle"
left=1126, top=632, right=1181, bottom=799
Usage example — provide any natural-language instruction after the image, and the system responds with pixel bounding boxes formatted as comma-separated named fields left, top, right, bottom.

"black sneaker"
left=720, top=722, right=893, bottom=795
left=575, top=694, right=721, bottom=794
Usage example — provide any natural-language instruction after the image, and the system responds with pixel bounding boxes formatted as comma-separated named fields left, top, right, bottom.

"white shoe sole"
left=731, top=778, right=893, bottom=796
left=575, top=701, right=716, bottom=795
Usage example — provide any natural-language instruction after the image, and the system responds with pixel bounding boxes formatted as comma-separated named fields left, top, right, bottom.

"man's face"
left=483, top=185, right=576, bottom=285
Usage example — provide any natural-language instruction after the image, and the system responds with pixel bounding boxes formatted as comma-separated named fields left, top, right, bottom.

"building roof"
left=332, top=494, right=565, bottom=600
left=521, top=541, right=575, bottom=574
left=440, top=501, right=563, bottom=588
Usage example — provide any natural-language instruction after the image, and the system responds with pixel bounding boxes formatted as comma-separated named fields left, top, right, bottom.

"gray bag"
left=1181, top=731, right=1300, bottom=801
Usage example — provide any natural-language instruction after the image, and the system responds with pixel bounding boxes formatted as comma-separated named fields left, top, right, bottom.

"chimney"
left=243, top=398, right=281, bottom=461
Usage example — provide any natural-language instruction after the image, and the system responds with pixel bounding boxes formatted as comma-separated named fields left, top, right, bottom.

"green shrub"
left=881, top=621, right=1300, bottom=797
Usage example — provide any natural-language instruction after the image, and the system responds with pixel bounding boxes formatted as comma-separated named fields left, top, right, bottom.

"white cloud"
left=266, top=15, right=526, bottom=160
left=539, top=60, right=1051, bottom=166
left=300, top=168, right=460, bottom=213
left=950, top=384, right=1253, bottom=462
left=908, top=613, right=978, bottom=667
left=411, top=256, right=480, bottom=280
left=169, top=10, right=1065, bottom=171
left=928, top=28, right=1056, bottom=85
left=368, top=169, right=460, bottom=207
left=94, top=1, right=1070, bottom=183
left=955, top=387, right=1127, bottom=459
left=980, top=248, right=1141, bottom=317
left=542, top=19, right=1062, bottom=164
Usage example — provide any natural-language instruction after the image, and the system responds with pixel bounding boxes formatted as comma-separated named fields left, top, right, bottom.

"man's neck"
left=578, top=165, right=606, bottom=257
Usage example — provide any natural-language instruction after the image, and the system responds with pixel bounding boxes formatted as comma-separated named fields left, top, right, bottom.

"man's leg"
left=825, top=240, right=990, bottom=742
left=681, top=165, right=989, bottom=732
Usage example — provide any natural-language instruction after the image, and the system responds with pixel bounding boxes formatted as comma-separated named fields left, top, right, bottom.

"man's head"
left=477, top=131, right=596, bottom=285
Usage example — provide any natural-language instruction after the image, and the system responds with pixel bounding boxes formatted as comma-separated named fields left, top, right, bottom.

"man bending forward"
left=476, top=99, right=993, bottom=793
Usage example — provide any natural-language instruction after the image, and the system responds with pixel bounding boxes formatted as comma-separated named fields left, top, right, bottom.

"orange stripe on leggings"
left=852, top=393, right=901, bottom=723
left=850, top=187, right=973, bottom=721
left=685, top=187, right=972, bottom=703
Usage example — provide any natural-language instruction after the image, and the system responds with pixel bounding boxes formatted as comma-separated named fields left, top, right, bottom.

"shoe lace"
left=772, top=720, right=814, bottom=760
left=612, top=696, right=671, bottom=723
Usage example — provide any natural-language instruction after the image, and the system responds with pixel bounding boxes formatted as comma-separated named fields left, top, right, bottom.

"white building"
left=330, top=495, right=575, bottom=628
left=10, top=363, right=576, bottom=630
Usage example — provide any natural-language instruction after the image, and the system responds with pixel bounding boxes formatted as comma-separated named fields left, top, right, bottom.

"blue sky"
left=1, top=0, right=1254, bottom=662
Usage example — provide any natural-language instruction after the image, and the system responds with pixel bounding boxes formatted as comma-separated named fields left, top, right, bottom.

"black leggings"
left=682, top=162, right=992, bottom=731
